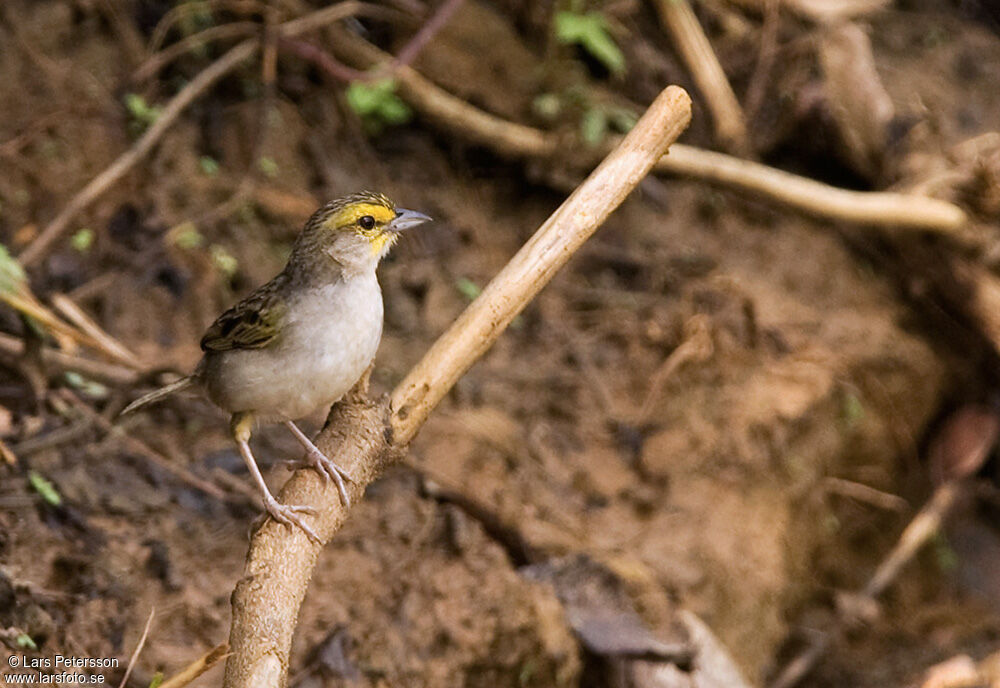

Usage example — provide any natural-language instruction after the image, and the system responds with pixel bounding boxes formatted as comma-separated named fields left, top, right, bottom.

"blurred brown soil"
left=1, top=2, right=1000, bottom=688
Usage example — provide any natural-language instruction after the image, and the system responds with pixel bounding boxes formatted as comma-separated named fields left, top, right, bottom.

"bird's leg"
left=283, top=420, right=352, bottom=508
left=231, top=413, right=321, bottom=543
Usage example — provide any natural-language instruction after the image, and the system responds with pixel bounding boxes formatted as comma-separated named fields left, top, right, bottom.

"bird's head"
left=293, top=191, right=431, bottom=275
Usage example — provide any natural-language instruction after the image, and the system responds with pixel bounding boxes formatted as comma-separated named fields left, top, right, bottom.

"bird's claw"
left=263, top=496, right=321, bottom=543
left=298, top=448, right=352, bottom=508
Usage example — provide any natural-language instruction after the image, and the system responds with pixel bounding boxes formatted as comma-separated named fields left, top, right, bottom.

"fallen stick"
left=769, top=480, right=963, bottom=688
left=18, top=1, right=369, bottom=267
left=50, top=292, right=144, bottom=369
left=658, top=144, right=967, bottom=231
left=328, top=29, right=966, bottom=232
left=651, top=0, right=747, bottom=150
left=222, top=84, right=692, bottom=688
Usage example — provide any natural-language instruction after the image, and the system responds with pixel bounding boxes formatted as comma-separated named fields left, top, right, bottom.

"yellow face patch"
left=368, top=230, right=400, bottom=257
left=321, top=201, right=398, bottom=256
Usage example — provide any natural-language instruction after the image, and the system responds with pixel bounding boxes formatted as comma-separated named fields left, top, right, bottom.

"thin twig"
left=651, top=0, right=747, bottom=151
left=133, top=21, right=259, bottom=82
left=160, top=644, right=230, bottom=688
left=279, top=0, right=464, bottom=84
left=743, top=0, right=780, bottom=124
left=147, top=0, right=268, bottom=54
left=328, top=28, right=967, bottom=232
left=222, top=85, right=692, bottom=688
left=119, top=607, right=155, bottom=688
left=725, top=0, right=890, bottom=23
left=822, top=476, right=909, bottom=513
left=50, top=293, right=144, bottom=369
left=863, top=481, right=961, bottom=599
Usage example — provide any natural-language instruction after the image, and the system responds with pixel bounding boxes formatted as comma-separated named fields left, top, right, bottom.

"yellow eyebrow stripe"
left=324, top=203, right=396, bottom=229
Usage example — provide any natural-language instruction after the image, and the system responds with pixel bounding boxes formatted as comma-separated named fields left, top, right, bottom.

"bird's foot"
left=262, top=495, right=321, bottom=543
left=298, top=447, right=352, bottom=508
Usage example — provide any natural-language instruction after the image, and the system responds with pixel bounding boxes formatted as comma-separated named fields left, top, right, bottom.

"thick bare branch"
left=223, top=84, right=692, bottom=688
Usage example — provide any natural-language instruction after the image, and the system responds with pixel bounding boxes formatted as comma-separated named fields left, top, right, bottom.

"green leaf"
left=0, top=243, right=26, bottom=295
left=124, top=93, right=162, bottom=126
left=608, top=107, right=638, bottom=133
left=199, top=156, right=220, bottom=176
left=170, top=222, right=204, bottom=250
left=580, top=108, right=608, bottom=146
left=210, top=244, right=238, bottom=277
left=148, top=672, right=164, bottom=688
left=28, top=471, right=61, bottom=506
left=346, top=79, right=412, bottom=132
left=554, top=11, right=626, bottom=75
left=16, top=633, right=37, bottom=650
left=71, top=228, right=95, bottom=252
left=256, top=156, right=279, bottom=178
left=455, top=277, right=481, bottom=301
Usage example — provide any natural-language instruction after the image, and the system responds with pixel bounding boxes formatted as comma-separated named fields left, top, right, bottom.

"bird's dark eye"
left=358, top=215, right=376, bottom=230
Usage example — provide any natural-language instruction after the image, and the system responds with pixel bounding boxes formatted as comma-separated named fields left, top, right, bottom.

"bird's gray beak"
left=389, top=208, right=432, bottom=232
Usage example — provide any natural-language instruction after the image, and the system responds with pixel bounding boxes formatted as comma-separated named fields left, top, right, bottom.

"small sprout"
left=933, top=532, right=959, bottom=572
left=148, top=672, right=164, bottom=688
left=28, top=471, right=61, bottom=506
left=519, top=659, right=537, bottom=685
left=842, top=392, right=865, bottom=427
left=16, top=633, right=37, bottom=650
left=199, top=156, right=220, bottom=176
left=346, top=79, right=413, bottom=133
left=170, top=222, right=204, bottom=250
left=608, top=107, right=638, bottom=133
left=0, top=243, right=27, bottom=295
left=71, top=228, right=95, bottom=253
left=64, top=371, right=109, bottom=399
left=455, top=277, right=481, bottom=301
left=124, top=93, right=162, bottom=127
left=210, top=244, right=239, bottom=277
left=532, top=93, right=562, bottom=120
left=237, top=203, right=257, bottom=225
left=580, top=108, right=608, bottom=146
left=257, top=156, right=279, bottom=179
left=554, top=11, right=626, bottom=76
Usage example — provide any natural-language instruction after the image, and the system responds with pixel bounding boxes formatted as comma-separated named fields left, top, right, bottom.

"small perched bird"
left=123, top=191, right=431, bottom=541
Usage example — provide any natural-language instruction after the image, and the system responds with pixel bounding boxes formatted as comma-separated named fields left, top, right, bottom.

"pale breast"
left=199, top=273, right=384, bottom=420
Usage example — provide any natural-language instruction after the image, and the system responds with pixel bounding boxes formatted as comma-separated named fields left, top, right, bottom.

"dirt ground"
left=2, top=1, right=1000, bottom=687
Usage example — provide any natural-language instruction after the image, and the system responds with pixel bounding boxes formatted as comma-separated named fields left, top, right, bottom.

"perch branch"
left=651, top=0, right=747, bottom=151
left=222, top=85, right=692, bottom=688
left=328, top=29, right=966, bottom=232
left=19, top=1, right=369, bottom=266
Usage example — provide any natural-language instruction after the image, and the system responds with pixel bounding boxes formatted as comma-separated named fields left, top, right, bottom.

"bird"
left=121, top=191, right=431, bottom=542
